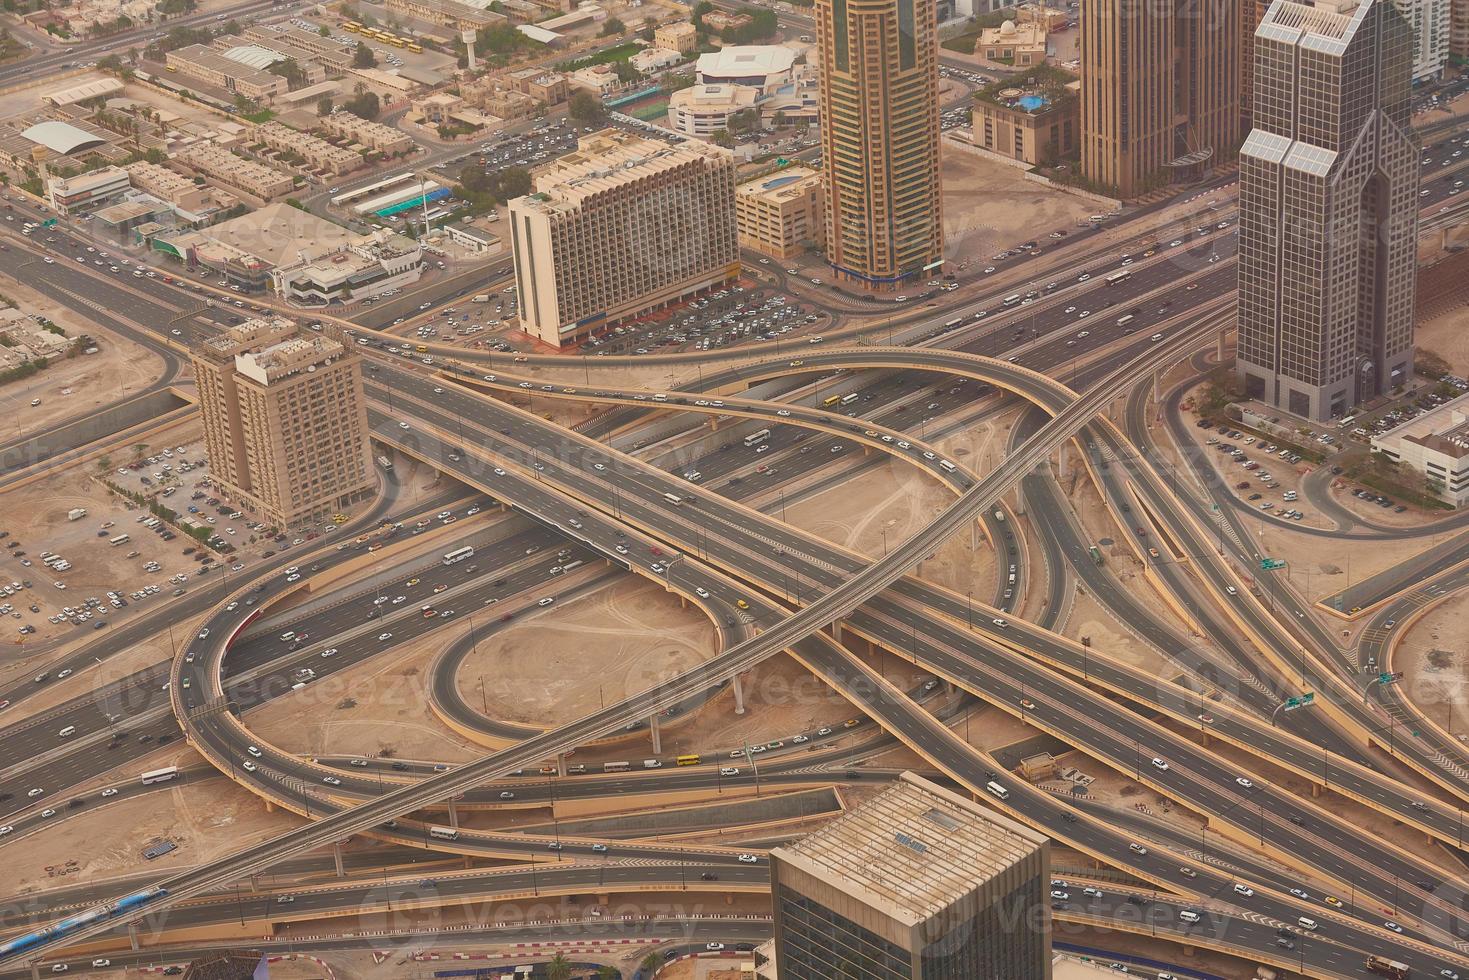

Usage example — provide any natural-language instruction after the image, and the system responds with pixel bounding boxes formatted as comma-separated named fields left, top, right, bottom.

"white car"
left=1235, top=776, right=1254, bottom=789
left=377, top=632, right=393, bottom=641
left=737, top=853, right=759, bottom=864
left=321, top=648, right=338, bottom=657
left=101, top=788, right=118, bottom=797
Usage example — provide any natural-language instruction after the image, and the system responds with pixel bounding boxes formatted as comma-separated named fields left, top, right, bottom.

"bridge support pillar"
left=557, top=753, right=568, bottom=777
left=30, top=961, right=39, bottom=980
left=679, top=594, right=688, bottom=610
left=128, top=923, right=140, bottom=951
left=448, top=801, right=459, bottom=829
left=863, top=444, right=871, bottom=456
left=1056, top=442, right=1067, bottom=480
left=733, top=673, right=746, bottom=715
left=264, top=798, right=275, bottom=813
left=708, top=417, right=719, bottom=432
left=1217, top=328, right=1227, bottom=362
left=1152, top=368, right=1162, bottom=404
left=1311, top=782, right=1320, bottom=798
left=333, top=841, right=345, bottom=878
left=650, top=712, right=662, bottom=754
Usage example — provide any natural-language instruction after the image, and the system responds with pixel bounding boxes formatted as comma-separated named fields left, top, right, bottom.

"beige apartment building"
left=177, top=143, right=294, bottom=200
left=814, top=0, right=943, bottom=290
left=1079, top=0, right=1239, bottom=198
left=125, top=161, right=213, bottom=212
left=318, top=111, right=415, bottom=155
left=735, top=166, right=825, bottom=259
left=508, top=129, right=739, bottom=348
left=506, top=66, right=570, bottom=104
left=383, top=0, right=504, bottom=30
left=655, top=20, right=698, bottom=54
left=251, top=121, right=361, bottom=176
left=192, top=318, right=374, bottom=528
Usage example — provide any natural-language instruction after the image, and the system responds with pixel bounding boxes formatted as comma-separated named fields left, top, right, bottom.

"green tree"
left=569, top=89, right=606, bottom=125
left=640, top=953, right=663, bottom=973
left=267, top=56, right=307, bottom=89
left=352, top=40, right=377, bottom=68
left=317, top=95, right=334, bottom=116
left=709, top=128, right=732, bottom=147
left=343, top=86, right=381, bottom=120
left=610, top=59, right=641, bottom=84
left=599, top=15, right=626, bottom=35
left=318, top=23, right=331, bottom=36
left=547, top=954, right=572, bottom=980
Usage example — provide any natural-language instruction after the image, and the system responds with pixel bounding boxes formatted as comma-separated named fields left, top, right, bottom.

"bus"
left=342, top=20, right=361, bottom=31
left=743, top=429, right=771, bottom=448
left=1104, top=269, right=1132, bottom=287
left=839, top=393, right=859, bottom=406
left=603, top=761, right=630, bottom=773
left=676, top=754, right=701, bottom=766
left=1089, top=546, right=1103, bottom=566
left=109, top=534, right=130, bottom=547
left=442, top=546, right=475, bottom=566
left=376, top=455, right=393, bottom=470
left=1002, top=294, right=1023, bottom=307
left=945, top=317, right=963, bottom=328
left=822, top=394, right=842, bottom=407
left=140, top=766, right=179, bottom=786
left=1365, top=956, right=1410, bottom=980
left=406, top=42, right=423, bottom=52
left=429, top=826, right=459, bottom=841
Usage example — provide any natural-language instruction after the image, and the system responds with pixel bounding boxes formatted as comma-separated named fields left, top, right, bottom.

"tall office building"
left=1394, top=0, right=1451, bottom=79
left=508, top=129, right=739, bottom=349
left=814, top=0, right=944, bottom=290
left=1237, top=0, right=1418, bottom=421
left=1080, top=0, right=1241, bottom=198
left=192, top=317, right=375, bottom=528
left=769, top=772, right=1051, bottom=979
left=1454, top=0, right=1469, bottom=57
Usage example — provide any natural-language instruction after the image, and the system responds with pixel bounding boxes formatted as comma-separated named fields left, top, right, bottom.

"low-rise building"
left=506, top=67, right=570, bottom=104
left=977, top=19, right=1047, bottom=66
left=631, top=47, right=685, bottom=73
left=735, top=166, right=824, bottom=259
left=444, top=223, right=501, bottom=254
left=318, top=111, right=415, bottom=155
left=696, top=45, right=798, bottom=95
left=480, top=87, right=540, bottom=121
left=0, top=308, right=70, bottom=359
left=125, top=161, right=216, bottom=213
left=667, top=83, right=759, bottom=137
left=45, top=165, right=130, bottom=215
left=165, top=45, right=290, bottom=101
left=251, top=121, right=362, bottom=176
left=176, top=143, right=295, bottom=200
left=969, top=76, right=1078, bottom=166
left=1372, top=391, right=1469, bottom=507
left=568, top=64, right=624, bottom=94
left=655, top=20, right=698, bottom=54
left=271, top=236, right=424, bottom=305
left=384, top=0, right=506, bottom=31
left=703, top=10, right=752, bottom=31
left=414, top=92, right=467, bottom=125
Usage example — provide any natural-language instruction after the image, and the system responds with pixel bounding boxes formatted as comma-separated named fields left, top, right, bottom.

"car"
left=592, top=843, right=608, bottom=853
left=102, top=788, right=117, bottom=797
left=321, top=648, right=338, bottom=658
left=276, top=895, right=295, bottom=904
left=1235, top=776, right=1254, bottom=789
left=1233, top=883, right=1254, bottom=897
left=27, top=788, right=43, bottom=797
left=1384, top=921, right=1404, bottom=933
left=738, top=853, right=759, bottom=863
left=1440, top=971, right=1460, bottom=979
left=499, top=791, right=515, bottom=799
left=1325, top=895, right=1343, bottom=907
left=91, top=961, right=110, bottom=968
left=992, top=617, right=1009, bottom=628
left=1019, top=697, right=1036, bottom=710
left=40, top=808, right=56, bottom=817
left=1128, top=842, right=1148, bottom=855
left=1290, top=888, right=1310, bottom=900
left=1050, top=889, right=1070, bottom=900
left=378, top=632, right=393, bottom=641
left=1197, top=713, right=1214, bottom=724
left=706, top=943, right=726, bottom=952
left=721, top=767, right=740, bottom=776
left=1151, top=758, right=1169, bottom=771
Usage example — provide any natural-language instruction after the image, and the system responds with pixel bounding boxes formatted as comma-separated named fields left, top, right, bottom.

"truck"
left=67, top=508, right=87, bottom=521
left=472, top=294, right=490, bottom=303
left=1366, top=956, right=1410, bottom=979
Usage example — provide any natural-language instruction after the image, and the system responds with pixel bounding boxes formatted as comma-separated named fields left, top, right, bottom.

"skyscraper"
left=1080, top=0, right=1240, bottom=198
left=1236, top=0, right=1418, bottom=421
left=1394, top=0, right=1451, bottom=80
left=814, top=0, right=943, bottom=290
left=769, top=772, right=1051, bottom=979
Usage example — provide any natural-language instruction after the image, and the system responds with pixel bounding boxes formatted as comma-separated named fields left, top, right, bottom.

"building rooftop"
left=697, top=45, right=796, bottom=79
left=520, top=128, right=731, bottom=210
left=198, top=202, right=364, bottom=268
left=236, top=334, right=347, bottom=385
left=200, top=315, right=297, bottom=360
left=772, top=772, right=1048, bottom=927
left=22, top=120, right=109, bottom=155
left=1375, top=390, right=1469, bottom=460
left=43, top=77, right=125, bottom=106
left=737, top=165, right=821, bottom=202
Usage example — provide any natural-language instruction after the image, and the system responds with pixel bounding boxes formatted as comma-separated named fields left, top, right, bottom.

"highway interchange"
left=0, top=105, right=1468, bottom=979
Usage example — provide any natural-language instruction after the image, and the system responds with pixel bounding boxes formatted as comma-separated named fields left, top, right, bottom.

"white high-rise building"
left=1395, top=0, right=1450, bottom=79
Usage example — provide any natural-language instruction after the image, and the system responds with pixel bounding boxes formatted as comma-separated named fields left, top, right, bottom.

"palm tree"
left=547, top=953, right=573, bottom=980
left=639, top=952, right=663, bottom=974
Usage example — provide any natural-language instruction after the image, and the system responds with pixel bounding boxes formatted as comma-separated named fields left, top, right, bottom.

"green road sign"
left=41, top=218, right=56, bottom=227
left=1260, top=557, right=1286, bottom=570
left=1284, top=692, right=1315, bottom=711
left=776, top=157, right=789, bottom=166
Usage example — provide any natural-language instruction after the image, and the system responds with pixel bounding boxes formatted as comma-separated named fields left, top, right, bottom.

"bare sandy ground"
left=5, top=778, right=298, bottom=898
left=1417, top=301, right=1469, bottom=377
left=941, top=147, right=1099, bottom=262
left=456, top=577, right=716, bottom=726
left=1392, top=590, right=1469, bottom=735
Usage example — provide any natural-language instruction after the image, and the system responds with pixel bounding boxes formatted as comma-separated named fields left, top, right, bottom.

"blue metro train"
left=0, top=887, right=169, bottom=958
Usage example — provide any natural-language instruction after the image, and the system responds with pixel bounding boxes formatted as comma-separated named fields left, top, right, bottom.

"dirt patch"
left=1394, top=591, right=1469, bottom=734
left=5, top=777, right=297, bottom=897
left=1417, top=300, right=1469, bottom=378
left=941, top=146, right=1099, bottom=264
left=456, top=577, right=716, bottom=727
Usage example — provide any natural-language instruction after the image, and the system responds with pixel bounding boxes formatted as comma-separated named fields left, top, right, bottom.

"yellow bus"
left=406, top=42, right=423, bottom=53
left=822, top=394, right=842, bottom=407
left=676, top=754, right=701, bottom=767
left=342, top=21, right=361, bottom=32
left=388, top=37, right=406, bottom=47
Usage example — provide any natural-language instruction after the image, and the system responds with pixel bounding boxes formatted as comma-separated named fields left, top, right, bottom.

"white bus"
left=839, top=393, right=859, bottom=406
left=109, top=534, right=130, bottom=547
left=141, top=766, right=180, bottom=786
left=603, top=761, right=630, bottom=772
left=429, top=825, right=459, bottom=840
left=1002, top=294, right=1023, bottom=307
left=1104, top=269, right=1132, bottom=287
left=376, top=455, right=393, bottom=470
left=442, top=546, right=475, bottom=566
left=743, top=429, right=771, bottom=448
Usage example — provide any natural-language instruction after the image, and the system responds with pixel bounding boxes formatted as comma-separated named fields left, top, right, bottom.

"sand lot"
left=1417, top=301, right=1469, bottom=377
left=457, top=576, right=717, bottom=727
left=1392, top=590, right=1469, bottom=734
left=4, top=778, right=297, bottom=897
left=941, top=146, right=1099, bottom=264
